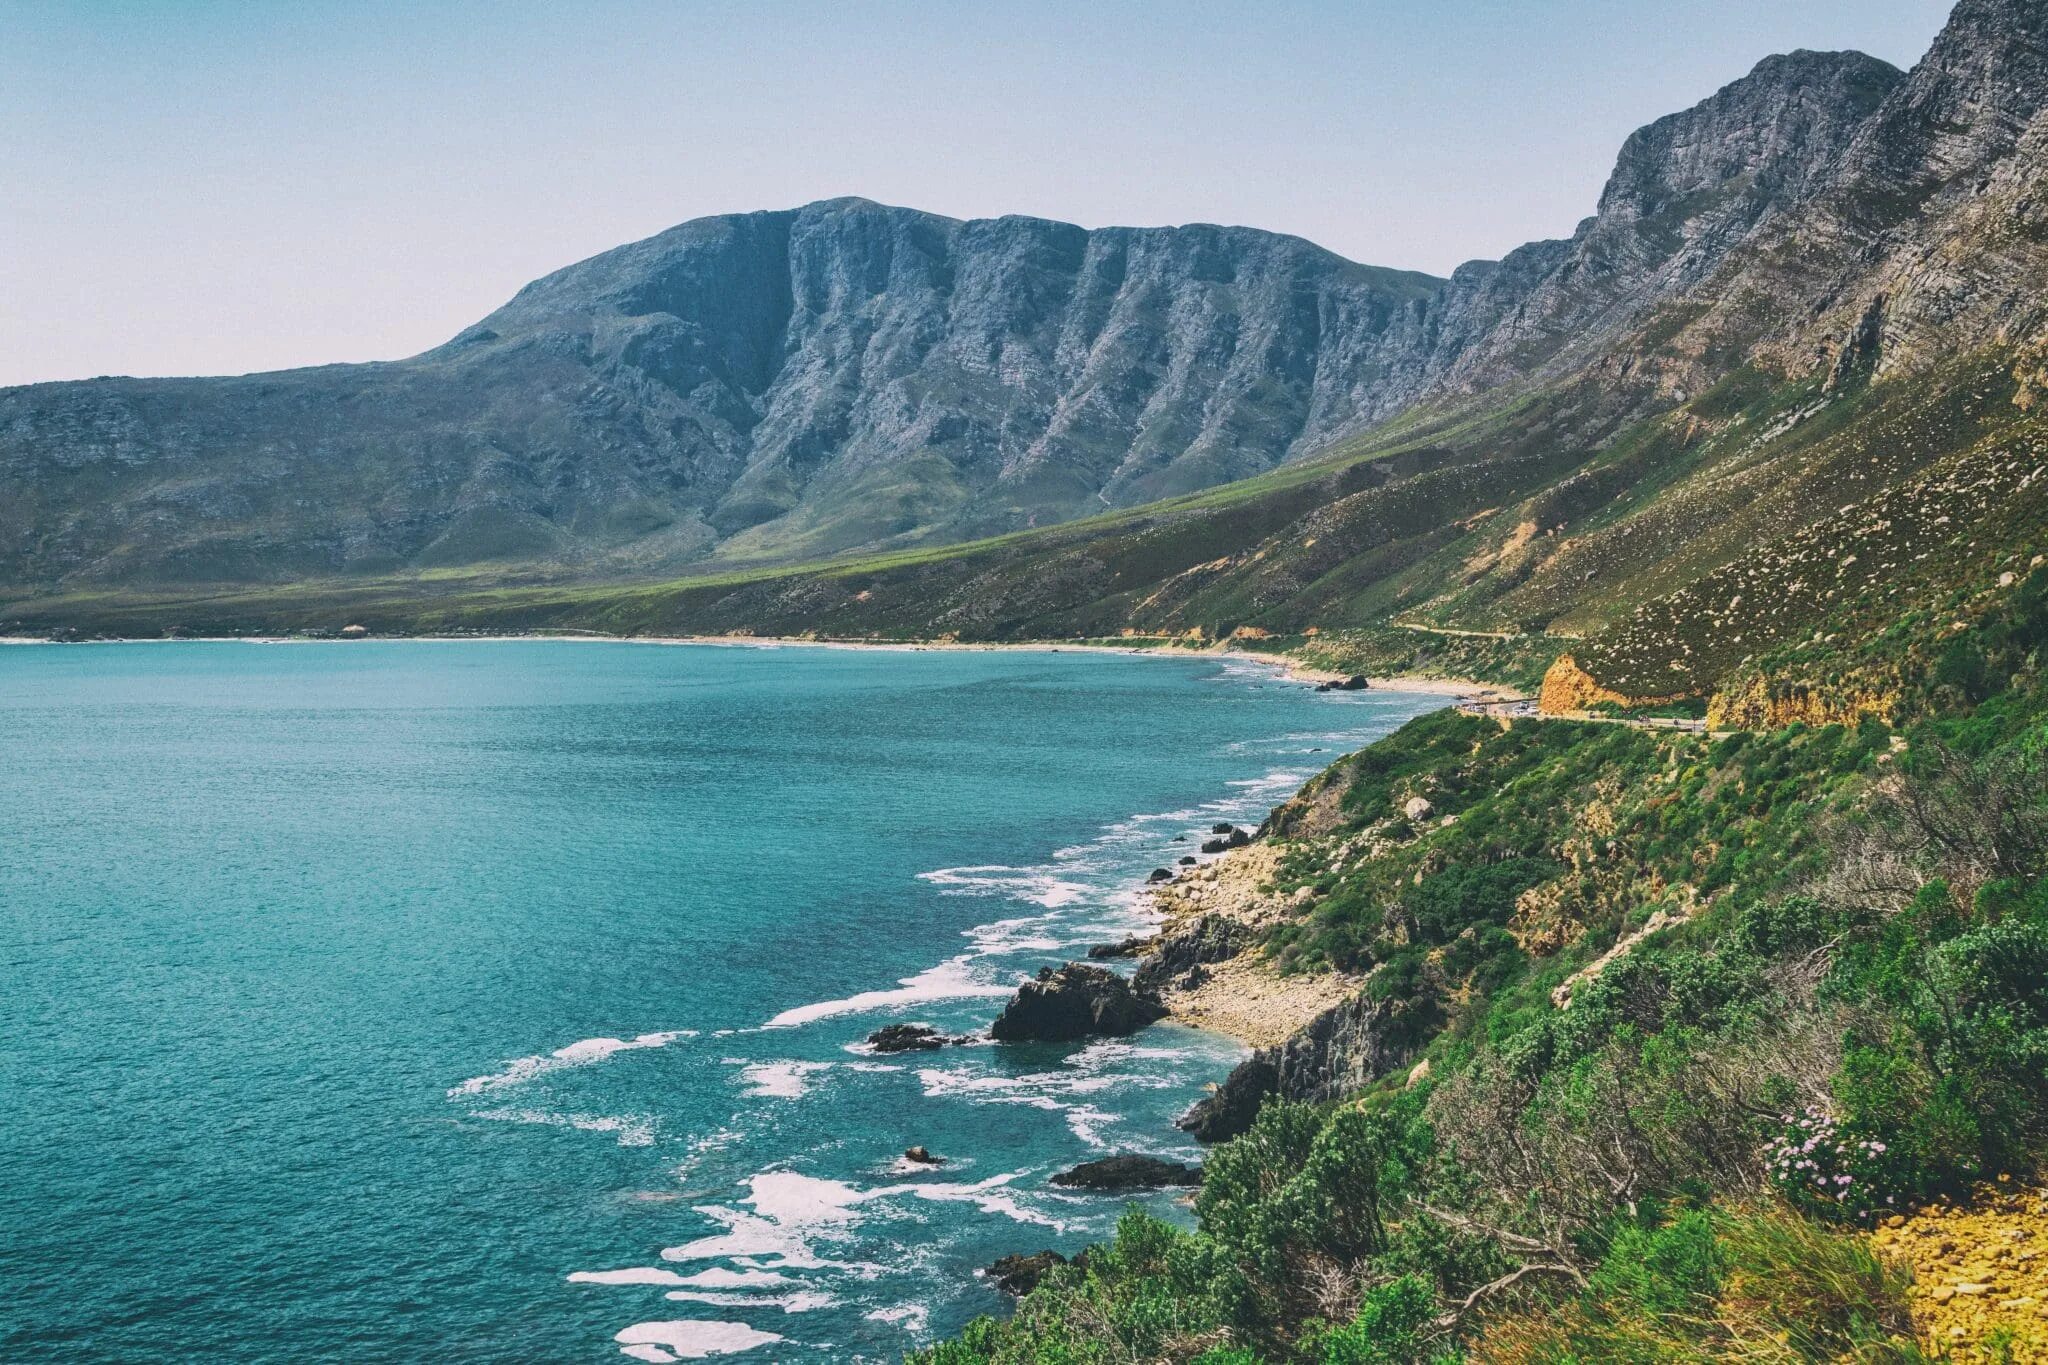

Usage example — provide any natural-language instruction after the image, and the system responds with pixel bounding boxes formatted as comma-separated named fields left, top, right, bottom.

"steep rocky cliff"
left=0, top=201, right=1440, bottom=587
left=1424, top=49, right=1904, bottom=400
left=1178, top=991, right=1415, bottom=1143
left=0, top=39, right=1948, bottom=596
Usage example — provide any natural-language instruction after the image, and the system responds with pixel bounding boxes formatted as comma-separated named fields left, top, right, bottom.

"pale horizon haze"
left=2, top=0, right=1953, bottom=387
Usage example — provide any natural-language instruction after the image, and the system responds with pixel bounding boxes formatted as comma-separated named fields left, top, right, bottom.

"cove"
left=0, top=640, right=1439, bottom=1362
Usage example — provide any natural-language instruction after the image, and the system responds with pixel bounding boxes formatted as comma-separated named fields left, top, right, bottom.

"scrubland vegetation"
left=914, top=573, right=2048, bottom=1363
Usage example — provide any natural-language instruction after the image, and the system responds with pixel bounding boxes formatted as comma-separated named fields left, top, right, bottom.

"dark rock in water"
left=866, top=1023, right=969, bottom=1053
left=1178, top=855, right=1198, bottom=865
left=986, top=1250, right=1068, bottom=1296
left=1210, top=823, right=1237, bottom=835
left=989, top=963, right=1167, bottom=1042
left=1180, top=1058, right=1280, bottom=1144
left=1134, top=913, right=1254, bottom=994
left=1198, top=827, right=1252, bottom=854
left=1087, top=935, right=1155, bottom=960
left=1314, top=675, right=1372, bottom=693
left=904, top=1145, right=945, bottom=1165
left=1050, top=1154, right=1202, bottom=1190
left=1179, top=991, right=1414, bottom=1143
left=1146, top=867, right=1174, bottom=884
left=1200, top=838, right=1230, bottom=854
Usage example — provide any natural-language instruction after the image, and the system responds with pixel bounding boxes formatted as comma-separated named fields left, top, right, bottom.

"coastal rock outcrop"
left=1050, top=1154, right=1202, bottom=1190
left=1133, top=913, right=1255, bottom=995
left=989, top=964, right=1167, bottom=1043
left=1199, top=827, right=1252, bottom=854
left=1087, top=935, right=1155, bottom=960
left=866, top=1023, right=971, bottom=1053
left=1178, top=991, right=1415, bottom=1143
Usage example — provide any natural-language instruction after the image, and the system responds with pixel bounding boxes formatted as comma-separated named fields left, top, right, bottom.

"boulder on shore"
left=1314, top=675, right=1370, bottom=692
left=1146, top=867, right=1175, bottom=883
left=986, top=1250, right=1070, bottom=1296
left=1133, top=913, right=1254, bottom=994
left=1050, top=1154, right=1202, bottom=1190
left=989, top=963, right=1167, bottom=1042
left=1178, top=991, right=1413, bottom=1143
left=1199, top=827, right=1251, bottom=854
left=866, top=1023, right=970, bottom=1053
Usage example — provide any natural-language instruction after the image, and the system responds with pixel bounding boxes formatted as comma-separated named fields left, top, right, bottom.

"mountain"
left=0, top=42, right=1924, bottom=596
left=10, top=0, right=2048, bottom=745
left=0, top=202, right=1442, bottom=587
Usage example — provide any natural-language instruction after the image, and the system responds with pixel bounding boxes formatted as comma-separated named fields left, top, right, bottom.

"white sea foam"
left=1066, top=1104, right=1119, bottom=1149
left=671, top=1267, right=794, bottom=1290
left=918, top=865, right=1091, bottom=908
left=662, top=1289, right=839, bottom=1312
left=894, top=1172, right=1066, bottom=1230
left=671, top=1123, right=746, bottom=1182
left=867, top=1303, right=931, bottom=1333
left=737, top=1060, right=832, bottom=1099
left=449, top=1030, right=693, bottom=1097
left=764, top=957, right=1014, bottom=1028
left=471, top=1107, right=656, bottom=1147
left=663, top=1167, right=1063, bottom=1284
left=569, top=1267, right=693, bottom=1286
left=613, top=1320, right=783, bottom=1359
left=915, top=1064, right=1173, bottom=1103
left=660, top=1212, right=826, bottom=1268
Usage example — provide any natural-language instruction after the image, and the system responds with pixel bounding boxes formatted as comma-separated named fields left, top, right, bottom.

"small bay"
left=0, top=641, right=1437, bottom=1362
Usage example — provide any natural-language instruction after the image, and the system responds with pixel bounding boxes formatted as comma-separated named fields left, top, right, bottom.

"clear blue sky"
left=0, top=0, right=1953, bottom=386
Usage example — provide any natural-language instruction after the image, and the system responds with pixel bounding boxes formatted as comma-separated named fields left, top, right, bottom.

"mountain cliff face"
left=0, top=202, right=1440, bottom=586
left=1420, top=49, right=1904, bottom=400
left=0, top=35, right=1948, bottom=592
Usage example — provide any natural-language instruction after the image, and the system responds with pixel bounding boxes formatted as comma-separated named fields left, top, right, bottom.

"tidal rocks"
left=1133, top=913, right=1255, bottom=994
left=989, top=964, right=1167, bottom=1042
left=1050, top=1154, right=1202, bottom=1190
left=1177, top=855, right=1197, bottom=865
left=904, top=1145, right=945, bottom=1165
left=1087, top=935, right=1156, bottom=960
left=1178, top=991, right=1414, bottom=1143
left=985, top=1250, right=1070, bottom=1296
left=866, top=1023, right=970, bottom=1053
left=1314, top=675, right=1371, bottom=692
left=1199, top=826, right=1251, bottom=854
left=1146, top=867, right=1175, bottom=884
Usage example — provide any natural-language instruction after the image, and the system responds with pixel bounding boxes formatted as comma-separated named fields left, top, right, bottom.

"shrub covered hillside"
left=914, top=575, right=2048, bottom=1363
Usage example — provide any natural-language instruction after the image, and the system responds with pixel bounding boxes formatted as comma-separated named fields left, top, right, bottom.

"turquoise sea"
left=0, top=641, right=1438, bottom=1363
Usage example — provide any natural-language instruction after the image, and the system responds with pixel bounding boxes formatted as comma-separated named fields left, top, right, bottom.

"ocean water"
left=0, top=641, right=1439, bottom=1363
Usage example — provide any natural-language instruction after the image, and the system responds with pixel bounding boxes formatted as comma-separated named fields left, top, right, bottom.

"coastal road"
left=1458, top=699, right=1709, bottom=734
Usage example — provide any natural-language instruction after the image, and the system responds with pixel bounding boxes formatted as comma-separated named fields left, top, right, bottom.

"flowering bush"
left=1762, top=1107, right=1903, bottom=1222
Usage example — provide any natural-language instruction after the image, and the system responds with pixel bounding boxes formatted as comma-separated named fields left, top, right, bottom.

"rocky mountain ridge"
left=0, top=30, right=1958, bottom=595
